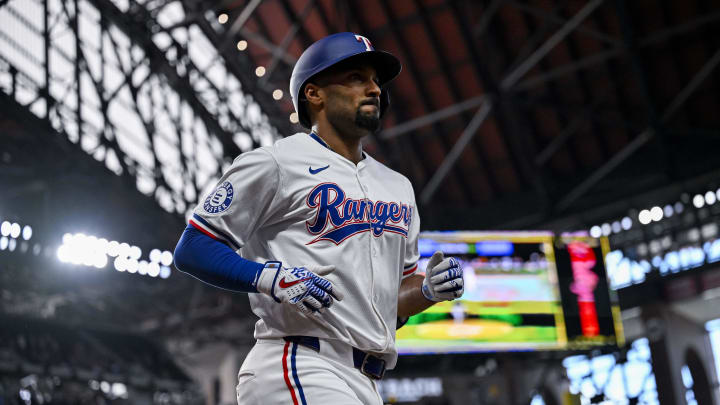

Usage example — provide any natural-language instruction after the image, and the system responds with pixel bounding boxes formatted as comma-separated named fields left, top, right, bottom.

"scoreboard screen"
left=395, top=231, right=624, bottom=354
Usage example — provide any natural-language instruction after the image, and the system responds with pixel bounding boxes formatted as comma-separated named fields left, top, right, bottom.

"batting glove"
left=421, top=251, right=464, bottom=302
left=256, top=261, right=344, bottom=315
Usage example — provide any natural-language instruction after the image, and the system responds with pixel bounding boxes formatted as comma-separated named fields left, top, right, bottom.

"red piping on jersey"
left=189, top=220, right=220, bottom=241
left=282, top=341, right=300, bottom=405
left=403, top=264, right=418, bottom=276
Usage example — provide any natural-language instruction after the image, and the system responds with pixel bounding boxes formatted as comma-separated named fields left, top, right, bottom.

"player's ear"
left=304, top=83, right=324, bottom=108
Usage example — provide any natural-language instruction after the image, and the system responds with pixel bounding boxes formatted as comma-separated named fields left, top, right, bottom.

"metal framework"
left=0, top=0, right=281, bottom=218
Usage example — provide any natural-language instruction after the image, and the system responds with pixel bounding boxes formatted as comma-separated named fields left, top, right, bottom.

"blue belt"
left=283, top=336, right=387, bottom=380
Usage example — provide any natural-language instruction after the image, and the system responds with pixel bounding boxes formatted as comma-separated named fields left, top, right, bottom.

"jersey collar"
left=309, top=132, right=332, bottom=151
left=308, top=132, right=368, bottom=161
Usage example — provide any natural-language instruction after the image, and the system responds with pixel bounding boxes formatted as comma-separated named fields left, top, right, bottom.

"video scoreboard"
left=396, top=231, right=624, bottom=354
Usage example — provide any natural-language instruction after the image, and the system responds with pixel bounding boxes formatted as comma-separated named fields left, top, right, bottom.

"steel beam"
left=639, top=10, right=720, bottom=48
left=507, top=0, right=619, bottom=45
left=420, top=100, right=493, bottom=204
left=215, top=0, right=297, bottom=66
left=512, top=10, right=720, bottom=92
left=237, top=27, right=297, bottom=65
left=501, top=0, right=604, bottom=90
left=556, top=46, right=720, bottom=211
left=473, top=0, right=505, bottom=38
left=534, top=116, right=584, bottom=166
left=379, top=96, right=485, bottom=140
left=372, top=0, right=474, bottom=203
left=88, top=0, right=241, bottom=157
left=220, top=0, right=262, bottom=50
left=661, top=48, right=720, bottom=123
left=513, top=48, right=622, bottom=91
left=260, top=0, right=316, bottom=86
left=43, top=0, right=50, bottom=119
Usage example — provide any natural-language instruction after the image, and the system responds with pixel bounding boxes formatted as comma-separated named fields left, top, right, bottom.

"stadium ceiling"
left=3, top=0, right=719, bottom=232
left=191, top=0, right=720, bottom=230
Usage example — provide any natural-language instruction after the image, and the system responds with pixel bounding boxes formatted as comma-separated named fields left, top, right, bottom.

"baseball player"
left=173, top=32, right=464, bottom=404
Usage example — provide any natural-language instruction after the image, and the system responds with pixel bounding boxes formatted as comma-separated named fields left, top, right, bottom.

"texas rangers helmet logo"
left=305, top=183, right=412, bottom=245
left=203, top=181, right=234, bottom=214
left=355, top=34, right=374, bottom=51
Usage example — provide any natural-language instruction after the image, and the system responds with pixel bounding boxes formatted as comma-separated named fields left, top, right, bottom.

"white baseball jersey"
left=190, top=132, right=420, bottom=368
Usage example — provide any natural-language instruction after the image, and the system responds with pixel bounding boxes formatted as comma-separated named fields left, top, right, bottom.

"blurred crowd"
left=0, top=316, right=199, bottom=404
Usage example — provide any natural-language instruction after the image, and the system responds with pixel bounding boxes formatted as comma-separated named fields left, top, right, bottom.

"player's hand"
left=256, top=262, right=344, bottom=315
left=421, top=251, right=464, bottom=302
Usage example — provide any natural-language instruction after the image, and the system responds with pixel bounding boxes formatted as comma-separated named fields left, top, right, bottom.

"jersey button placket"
left=357, top=165, right=388, bottom=346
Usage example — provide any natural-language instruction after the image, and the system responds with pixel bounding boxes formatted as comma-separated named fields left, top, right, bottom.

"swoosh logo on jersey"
left=309, top=165, right=330, bottom=175
left=278, top=277, right=311, bottom=288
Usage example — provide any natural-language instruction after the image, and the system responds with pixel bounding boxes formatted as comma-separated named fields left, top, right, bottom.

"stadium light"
left=237, top=40, right=248, bottom=51
left=638, top=210, right=652, bottom=225
left=693, top=194, right=705, bottom=208
left=114, top=257, right=126, bottom=272
left=160, top=250, right=173, bottom=266
left=663, top=204, right=674, bottom=218
left=57, top=233, right=172, bottom=279
left=601, top=223, right=611, bottom=236
left=118, top=243, right=131, bottom=258
left=273, top=89, right=283, bottom=100
left=621, top=216, right=632, bottom=230
left=255, top=66, right=266, bottom=77
left=589, top=226, right=601, bottom=238
left=129, top=245, right=142, bottom=260
left=0, top=221, right=10, bottom=237
left=22, top=225, right=32, bottom=240
left=675, top=202, right=684, bottom=214
left=93, top=255, right=108, bottom=269
left=289, top=112, right=299, bottom=124
left=138, top=260, right=149, bottom=275
left=8, top=239, right=16, bottom=251
left=148, top=262, right=161, bottom=277
left=611, top=221, right=621, bottom=234
left=10, top=223, right=20, bottom=238
left=706, top=191, right=717, bottom=205
left=650, top=206, right=663, bottom=222
left=150, top=248, right=161, bottom=263
left=108, top=240, right=120, bottom=257
left=126, top=259, right=139, bottom=273
left=0, top=236, right=7, bottom=250
left=217, top=13, right=228, bottom=24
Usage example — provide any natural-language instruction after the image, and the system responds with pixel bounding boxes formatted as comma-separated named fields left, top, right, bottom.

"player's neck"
left=313, top=123, right=365, bottom=164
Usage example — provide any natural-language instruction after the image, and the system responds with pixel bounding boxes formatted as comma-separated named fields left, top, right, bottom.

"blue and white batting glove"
left=421, top=251, right=464, bottom=302
left=256, top=262, right=344, bottom=315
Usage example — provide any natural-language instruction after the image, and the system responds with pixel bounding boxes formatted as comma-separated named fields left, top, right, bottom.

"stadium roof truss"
left=192, top=0, right=720, bottom=230
left=0, top=0, right=285, bottom=218
left=3, top=0, right=720, bottom=230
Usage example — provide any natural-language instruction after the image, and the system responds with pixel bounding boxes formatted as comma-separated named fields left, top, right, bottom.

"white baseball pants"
left=236, top=338, right=384, bottom=405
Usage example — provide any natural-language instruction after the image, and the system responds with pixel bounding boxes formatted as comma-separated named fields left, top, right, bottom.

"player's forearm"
left=174, top=225, right=264, bottom=292
left=397, top=274, right=435, bottom=318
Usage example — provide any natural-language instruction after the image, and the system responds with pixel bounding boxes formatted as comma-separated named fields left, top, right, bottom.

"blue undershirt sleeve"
left=173, top=225, right=265, bottom=293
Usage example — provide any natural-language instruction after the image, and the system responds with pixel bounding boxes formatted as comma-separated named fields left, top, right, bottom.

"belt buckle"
left=360, top=354, right=386, bottom=380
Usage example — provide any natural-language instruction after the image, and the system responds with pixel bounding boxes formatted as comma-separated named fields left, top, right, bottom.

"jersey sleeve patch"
left=402, top=263, right=418, bottom=278
left=203, top=181, right=234, bottom=214
left=189, top=214, right=241, bottom=250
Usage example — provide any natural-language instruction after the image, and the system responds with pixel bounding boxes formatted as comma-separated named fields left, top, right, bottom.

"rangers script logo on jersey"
left=305, top=182, right=413, bottom=245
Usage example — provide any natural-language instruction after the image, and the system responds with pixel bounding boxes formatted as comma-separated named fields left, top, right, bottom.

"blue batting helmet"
left=290, top=32, right=402, bottom=128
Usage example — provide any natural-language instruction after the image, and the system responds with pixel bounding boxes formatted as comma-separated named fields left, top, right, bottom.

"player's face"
left=321, top=64, right=382, bottom=136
